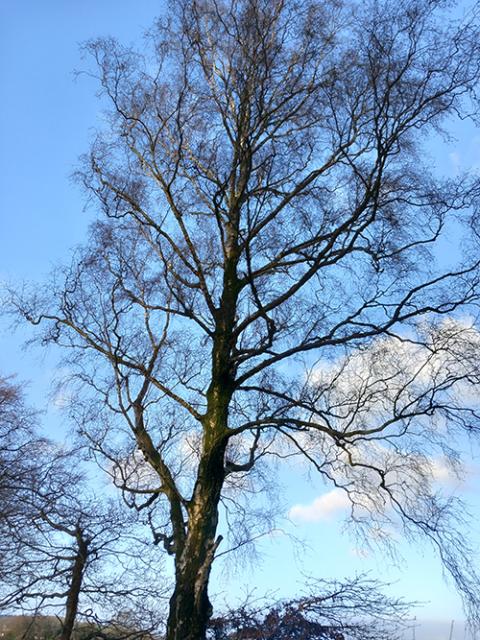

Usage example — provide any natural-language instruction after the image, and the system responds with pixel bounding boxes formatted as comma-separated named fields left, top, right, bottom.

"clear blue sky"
left=1, top=3, right=479, bottom=636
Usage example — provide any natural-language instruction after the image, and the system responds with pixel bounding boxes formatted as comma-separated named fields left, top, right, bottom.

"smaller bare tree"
left=0, top=376, right=46, bottom=599
left=0, top=376, right=165, bottom=640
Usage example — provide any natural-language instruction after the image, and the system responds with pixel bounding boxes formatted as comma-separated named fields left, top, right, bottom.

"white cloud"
left=112, top=449, right=159, bottom=491
left=52, top=389, right=73, bottom=409
left=289, top=488, right=350, bottom=522
left=429, top=458, right=458, bottom=485
left=283, top=318, right=480, bottom=544
left=309, top=318, right=480, bottom=439
left=43, top=365, right=74, bottom=410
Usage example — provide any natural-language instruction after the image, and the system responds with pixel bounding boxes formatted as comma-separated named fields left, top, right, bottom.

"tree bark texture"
left=166, top=444, right=226, bottom=640
left=59, top=528, right=89, bottom=640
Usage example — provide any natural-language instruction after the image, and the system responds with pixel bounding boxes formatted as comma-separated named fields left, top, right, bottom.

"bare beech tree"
left=0, top=381, right=163, bottom=640
left=0, top=376, right=44, bottom=596
left=14, top=0, right=480, bottom=638
left=1, top=447, right=163, bottom=640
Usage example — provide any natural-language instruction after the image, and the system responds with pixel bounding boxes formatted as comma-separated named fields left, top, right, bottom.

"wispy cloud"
left=289, top=488, right=350, bottom=522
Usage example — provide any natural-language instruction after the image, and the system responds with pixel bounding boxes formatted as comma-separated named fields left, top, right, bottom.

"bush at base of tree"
left=208, top=576, right=410, bottom=640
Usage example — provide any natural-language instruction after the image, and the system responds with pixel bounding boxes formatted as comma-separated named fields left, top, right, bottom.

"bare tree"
left=0, top=376, right=50, bottom=603
left=14, top=0, right=480, bottom=637
left=0, top=381, right=163, bottom=640
left=2, top=448, right=164, bottom=640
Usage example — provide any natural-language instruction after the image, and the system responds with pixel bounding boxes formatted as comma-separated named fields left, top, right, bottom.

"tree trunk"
left=166, top=443, right=226, bottom=640
left=60, top=528, right=89, bottom=640
left=166, top=251, right=238, bottom=640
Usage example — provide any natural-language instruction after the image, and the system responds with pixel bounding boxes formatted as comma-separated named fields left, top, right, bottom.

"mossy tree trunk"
left=165, top=445, right=227, bottom=640
left=166, top=242, right=240, bottom=640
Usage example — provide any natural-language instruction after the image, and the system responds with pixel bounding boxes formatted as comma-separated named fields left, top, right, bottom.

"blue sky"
left=1, top=2, right=480, bottom=635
